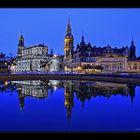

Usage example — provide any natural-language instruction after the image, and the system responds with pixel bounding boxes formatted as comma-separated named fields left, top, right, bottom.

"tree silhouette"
left=0, top=52, right=6, bottom=59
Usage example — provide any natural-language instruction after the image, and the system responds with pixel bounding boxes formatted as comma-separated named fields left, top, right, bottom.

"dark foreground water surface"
left=0, top=79, right=139, bottom=132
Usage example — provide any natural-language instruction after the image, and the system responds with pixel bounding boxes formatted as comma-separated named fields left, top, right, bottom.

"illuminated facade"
left=16, top=34, right=49, bottom=72
left=127, top=58, right=140, bottom=72
left=49, top=55, right=63, bottom=72
left=96, top=54, right=128, bottom=72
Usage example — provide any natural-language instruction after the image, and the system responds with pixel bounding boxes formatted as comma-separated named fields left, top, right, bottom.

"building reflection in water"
left=0, top=80, right=136, bottom=119
left=13, top=80, right=49, bottom=110
left=64, top=81, right=74, bottom=123
left=12, top=80, right=63, bottom=110
left=63, top=81, right=136, bottom=123
left=73, top=81, right=136, bottom=106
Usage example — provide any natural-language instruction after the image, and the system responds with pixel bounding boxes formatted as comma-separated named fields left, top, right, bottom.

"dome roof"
left=37, top=44, right=46, bottom=47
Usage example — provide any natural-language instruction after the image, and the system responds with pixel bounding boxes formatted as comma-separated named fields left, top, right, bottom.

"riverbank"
left=0, top=73, right=140, bottom=85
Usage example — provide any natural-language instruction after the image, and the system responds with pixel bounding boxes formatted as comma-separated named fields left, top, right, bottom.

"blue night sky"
left=0, top=8, right=140, bottom=57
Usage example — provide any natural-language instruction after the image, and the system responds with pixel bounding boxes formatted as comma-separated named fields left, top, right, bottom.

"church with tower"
left=15, top=33, right=49, bottom=72
left=15, top=33, right=63, bottom=72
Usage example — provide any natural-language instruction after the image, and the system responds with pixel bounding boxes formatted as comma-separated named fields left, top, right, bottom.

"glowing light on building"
left=10, top=64, right=16, bottom=72
left=53, top=54, right=57, bottom=57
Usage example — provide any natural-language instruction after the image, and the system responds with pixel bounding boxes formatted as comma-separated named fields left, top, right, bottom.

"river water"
left=0, top=79, right=139, bottom=132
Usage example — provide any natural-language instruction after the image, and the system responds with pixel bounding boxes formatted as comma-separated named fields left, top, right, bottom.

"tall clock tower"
left=64, top=16, right=74, bottom=71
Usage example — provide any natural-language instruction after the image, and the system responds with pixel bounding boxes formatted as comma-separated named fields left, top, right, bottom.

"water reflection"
left=0, top=80, right=136, bottom=119
left=74, top=81, right=136, bottom=105
left=12, top=80, right=63, bottom=110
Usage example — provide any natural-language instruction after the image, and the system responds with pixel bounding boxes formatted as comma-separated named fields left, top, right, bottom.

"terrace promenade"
left=0, top=72, right=140, bottom=85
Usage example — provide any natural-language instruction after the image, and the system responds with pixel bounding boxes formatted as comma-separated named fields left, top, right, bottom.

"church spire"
left=80, top=31, right=85, bottom=47
left=67, top=107, right=71, bottom=129
left=17, top=33, right=25, bottom=58
left=18, top=33, right=24, bottom=46
left=131, top=36, right=134, bottom=45
left=82, top=32, right=84, bottom=42
left=68, top=15, right=70, bottom=25
left=67, top=16, right=71, bottom=34
left=129, top=36, right=136, bottom=60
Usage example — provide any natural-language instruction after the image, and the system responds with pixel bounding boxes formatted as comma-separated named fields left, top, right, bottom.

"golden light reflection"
left=5, top=81, right=8, bottom=86
left=54, top=86, right=57, bottom=91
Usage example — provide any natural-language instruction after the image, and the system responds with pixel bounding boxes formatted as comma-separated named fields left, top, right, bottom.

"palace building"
left=63, top=17, right=137, bottom=73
